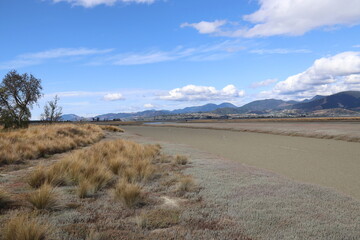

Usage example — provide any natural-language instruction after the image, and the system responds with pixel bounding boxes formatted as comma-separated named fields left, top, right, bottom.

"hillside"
left=293, top=91, right=360, bottom=111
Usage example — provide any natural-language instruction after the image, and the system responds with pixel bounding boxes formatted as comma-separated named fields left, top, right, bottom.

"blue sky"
left=1, top=0, right=360, bottom=118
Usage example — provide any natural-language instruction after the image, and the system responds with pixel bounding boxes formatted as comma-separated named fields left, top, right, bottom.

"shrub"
left=27, top=184, right=59, bottom=210
left=113, top=180, right=143, bottom=208
left=137, top=209, right=181, bottom=229
left=2, top=213, right=48, bottom=240
left=174, top=155, right=188, bottom=165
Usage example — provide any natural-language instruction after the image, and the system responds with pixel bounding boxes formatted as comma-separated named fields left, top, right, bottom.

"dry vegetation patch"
left=0, top=134, right=202, bottom=239
left=0, top=124, right=104, bottom=166
left=99, top=125, right=124, bottom=132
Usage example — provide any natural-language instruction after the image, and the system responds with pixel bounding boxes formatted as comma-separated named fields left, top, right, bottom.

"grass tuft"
left=177, top=176, right=195, bottom=192
left=113, top=180, right=143, bottom=208
left=99, top=125, right=124, bottom=132
left=174, top=155, right=188, bottom=165
left=2, top=213, right=48, bottom=240
left=27, top=184, right=59, bottom=210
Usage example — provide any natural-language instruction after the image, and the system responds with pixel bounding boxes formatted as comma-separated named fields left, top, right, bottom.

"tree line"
left=0, top=70, right=62, bottom=129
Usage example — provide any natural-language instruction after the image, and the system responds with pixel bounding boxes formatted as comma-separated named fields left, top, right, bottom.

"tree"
left=0, top=70, right=42, bottom=128
left=41, top=95, right=63, bottom=123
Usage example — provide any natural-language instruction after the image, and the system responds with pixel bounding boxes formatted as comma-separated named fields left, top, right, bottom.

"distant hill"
left=292, top=91, right=360, bottom=111
left=213, top=99, right=295, bottom=114
left=60, top=114, right=83, bottom=121
left=95, top=102, right=237, bottom=120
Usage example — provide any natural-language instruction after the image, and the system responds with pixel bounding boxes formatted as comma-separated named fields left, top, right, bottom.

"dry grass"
left=113, top=180, right=143, bottom=208
left=0, top=124, right=104, bottom=165
left=77, top=179, right=96, bottom=198
left=2, top=213, right=48, bottom=240
left=27, top=184, right=59, bottom=210
left=177, top=176, right=195, bottom=193
left=137, top=208, right=181, bottom=229
left=0, top=188, right=12, bottom=209
left=174, top=155, right=188, bottom=165
left=99, top=125, right=125, bottom=132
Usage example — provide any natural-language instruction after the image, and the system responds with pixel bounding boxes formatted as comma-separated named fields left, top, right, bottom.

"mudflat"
left=123, top=125, right=360, bottom=200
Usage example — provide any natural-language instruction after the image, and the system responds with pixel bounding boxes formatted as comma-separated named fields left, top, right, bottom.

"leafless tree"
left=41, top=95, right=63, bottom=123
left=0, top=70, right=42, bottom=128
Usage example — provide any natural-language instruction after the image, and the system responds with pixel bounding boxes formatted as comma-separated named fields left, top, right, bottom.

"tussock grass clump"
left=113, top=180, right=143, bottom=208
left=177, top=176, right=195, bottom=192
left=27, top=139, right=161, bottom=200
left=2, top=213, right=48, bottom=240
left=0, top=124, right=104, bottom=165
left=77, top=180, right=95, bottom=198
left=137, top=209, right=181, bottom=229
left=99, top=125, right=124, bottom=132
left=174, top=155, right=188, bottom=165
left=27, top=184, right=59, bottom=210
left=0, top=188, right=12, bottom=209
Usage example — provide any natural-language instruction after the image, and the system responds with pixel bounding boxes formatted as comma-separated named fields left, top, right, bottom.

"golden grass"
left=27, top=139, right=161, bottom=201
left=99, top=125, right=125, bottom=132
left=0, top=188, right=12, bottom=209
left=177, top=176, right=195, bottom=192
left=174, top=155, right=188, bottom=165
left=0, top=124, right=104, bottom=165
left=2, top=213, right=48, bottom=240
left=113, top=180, right=143, bottom=208
left=27, top=184, right=59, bottom=210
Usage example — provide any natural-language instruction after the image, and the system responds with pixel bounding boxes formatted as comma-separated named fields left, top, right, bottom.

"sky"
left=1, top=0, right=360, bottom=119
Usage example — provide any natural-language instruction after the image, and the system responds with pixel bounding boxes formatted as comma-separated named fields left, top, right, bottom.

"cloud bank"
left=182, top=0, right=360, bottom=37
left=160, top=84, right=245, bottom=101
left=266, top=51, right=360, bottom=99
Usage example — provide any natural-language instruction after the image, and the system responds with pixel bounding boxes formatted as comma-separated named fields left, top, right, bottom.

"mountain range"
left=61, top=91, right=360, bottom=121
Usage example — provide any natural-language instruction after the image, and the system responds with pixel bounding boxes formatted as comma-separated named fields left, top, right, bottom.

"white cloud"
left=181, top=20, right=227, bottom=34
left=144, top=103, right=155, bottom=108
left=53, top=0, right=155, bottom=8
left=268, top=51, right=360, bottom=99
left=183, top=0, right=360, bottom=38
left=90, top=41, right=245, bottom=66
left=103, top=93, right=125, bottom=101
left=160, top=84, right=245, bottom=101
left=0, top=48, right=113, bottom=69
left=251, top=78, right=277, bottom=88
left=250, top=48, right=311, bottom=54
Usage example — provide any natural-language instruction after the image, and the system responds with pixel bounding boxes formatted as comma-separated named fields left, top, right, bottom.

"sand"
left=123, top=125, right=360, bottom=200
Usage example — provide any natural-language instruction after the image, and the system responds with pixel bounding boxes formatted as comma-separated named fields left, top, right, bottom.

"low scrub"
left=2, top=213, right=48, bottom=240
left=113, top=180, right=143, bottom=208
left=137, top=208, right=181, bottom=229
left=27, top=184, right=59, bottom=210
left=0, top=124, right=104, bottom=165
left=99, top=125, right=124, bottom=132
left=174, top=155, right=188, bottom=165
left=177, top=176, right=195, bottom=193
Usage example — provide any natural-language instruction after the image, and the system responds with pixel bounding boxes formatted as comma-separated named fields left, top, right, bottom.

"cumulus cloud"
left=183, top=0, right=360, bottom=37
left=251, top=78, right=277, bottom=88
left=268, top=51, right=360, bottom=99
left=144, top=103, right=155, bottom=108
left=160, top=84, right=245, bottom=101
left=181, top=20, right=227, bottom=34
left=103, top=93, right=125, bottom=101
left=53, top=0, right=155, bottom=8
left=0, top=48, right=113, bottom=69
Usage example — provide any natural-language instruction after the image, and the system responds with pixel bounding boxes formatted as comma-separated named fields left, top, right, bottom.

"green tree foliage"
left=0, top=70, right=42, bottom=128
left=41, top=95, right=63, bottom=123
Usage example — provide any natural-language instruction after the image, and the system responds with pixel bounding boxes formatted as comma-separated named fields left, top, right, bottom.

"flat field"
left=123, top=124, right=360, bottom=199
